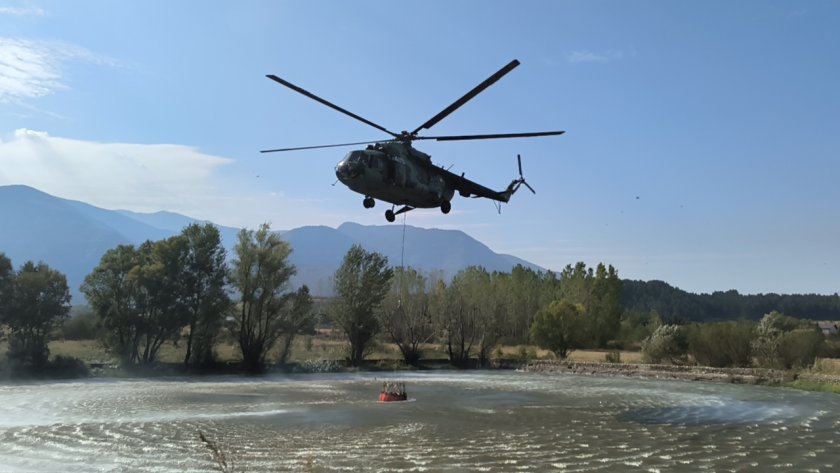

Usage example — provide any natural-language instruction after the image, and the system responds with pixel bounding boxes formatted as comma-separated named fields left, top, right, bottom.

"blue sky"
left=1, top=0, right=838, bottom=295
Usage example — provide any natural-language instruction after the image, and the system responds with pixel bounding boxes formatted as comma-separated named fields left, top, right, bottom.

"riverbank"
left=522, top=359, right=840, bottom=392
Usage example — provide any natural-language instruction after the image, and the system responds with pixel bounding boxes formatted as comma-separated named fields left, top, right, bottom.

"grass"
left=785, top=379, right=840, bottom=394
left=37, top=336, right=643, bottom=367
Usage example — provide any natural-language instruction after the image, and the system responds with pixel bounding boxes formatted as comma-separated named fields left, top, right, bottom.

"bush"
left=641, top=324, right=688, bottom=365
left=604, top=351, right=621, bottom=363
left=753, top=312, right=825, bottom=369
left=778, top=329, right=824, bottom=369
left=687, top=321, right=755, bottom=367
left=44, top=355, right=90, bottom=378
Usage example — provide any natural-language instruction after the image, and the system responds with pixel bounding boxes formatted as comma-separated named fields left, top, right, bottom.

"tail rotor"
left=516, top=154, right=536, bottom=194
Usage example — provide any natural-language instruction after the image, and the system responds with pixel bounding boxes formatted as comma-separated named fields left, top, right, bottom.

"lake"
left=1, top=371, right=838, bottom=472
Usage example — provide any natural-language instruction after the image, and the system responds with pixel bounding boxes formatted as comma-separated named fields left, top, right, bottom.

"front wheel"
left=385, top=209, right=396, bottom=222
left=363, top=197, right=375, bottom=209
left=440, top=201, right=451, bottom=214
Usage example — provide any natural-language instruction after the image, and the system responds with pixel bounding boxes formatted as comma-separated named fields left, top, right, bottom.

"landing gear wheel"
left=385, top=209, right=396, bottom=222
left=440, top=201, right=451, bottom=214
left=363, top=197, right=375, bottom=209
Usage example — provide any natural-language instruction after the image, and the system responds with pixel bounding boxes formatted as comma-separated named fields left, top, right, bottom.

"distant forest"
left=622, top=280, right=840, bottom=322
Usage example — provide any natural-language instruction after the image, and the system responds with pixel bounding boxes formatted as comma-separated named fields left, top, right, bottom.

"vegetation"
left=178, top=223, right=231, bottom=367
left=686, top=320, right=755, bottom=367
left=330, top=244, right=393, bottom=366
left=2, top=226, right=838, bottom=387
left=378, top=267, right=434, bottom=366
left=641, top=325, right=688, bottom=365
left=530, top=300, right=585, bottom=359
left=0, top=256, right=72, bottom=372
left=229, top=224, right=313, bottom=372
left=622, top=280, right=840, bottom=322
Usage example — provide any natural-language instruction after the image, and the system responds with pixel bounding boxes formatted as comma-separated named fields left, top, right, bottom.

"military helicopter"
left=261, top=59, right=564, bottom=222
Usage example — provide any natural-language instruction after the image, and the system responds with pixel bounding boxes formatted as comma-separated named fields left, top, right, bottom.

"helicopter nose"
left=335, top=160, right=349, bottom=180
left=335, top=160, right=355, bottom=181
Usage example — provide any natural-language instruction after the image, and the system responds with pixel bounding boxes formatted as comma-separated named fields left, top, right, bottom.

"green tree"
left=82, top=244, right=144, bottom=364
left=82, top=239, right=188, bottom=365
left=3, top=261, right=71, bottom=371
left=0, top=252, right=13, bottom=324
left=641, top=324, right=688, bottom=365
left=331, top=245, right=393, bottom=366
left=752, top=311, right=825, bottom=369
left=131, top=238, right=190, bottom=364
left=686, top=320, right=755, bottom=367
left=557, top=262, right=623, bottom=348
left=178, top=223, right=231, bottom=366
left=530, top=300, right=584, bottom=359
left=752, top=311, right=797, bottom=368
left=379, top=267, right=434, bottom=366
left=228, top=224, right=302, bottom=372
left=458, top=267, right=502, bottom=366
left=274, top=285, right=315, bottom=364
left=432, top=279, right=472, bottom=367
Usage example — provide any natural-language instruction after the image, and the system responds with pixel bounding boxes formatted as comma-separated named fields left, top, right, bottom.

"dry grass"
left=25, top=336, right=642, bottom=366
left=567, top=349, right=643, bottom=364
left=812, top=357, right=840, bottom=375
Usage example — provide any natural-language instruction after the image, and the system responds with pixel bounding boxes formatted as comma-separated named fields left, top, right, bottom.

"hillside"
left=0, top=185, right=543, bottom=299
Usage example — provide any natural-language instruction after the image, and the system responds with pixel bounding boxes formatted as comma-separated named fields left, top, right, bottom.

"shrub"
left=641, top=324, right=688, bottom=365
left=687, top=320, right=755, bottom=367
left=604, top=351, right=621, bottom=363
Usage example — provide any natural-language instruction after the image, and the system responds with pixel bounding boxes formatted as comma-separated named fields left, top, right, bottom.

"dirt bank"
left=523, top=360, right=800, bottom=385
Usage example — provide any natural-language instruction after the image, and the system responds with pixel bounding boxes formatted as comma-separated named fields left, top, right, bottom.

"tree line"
left=622, top=280, right=840, bottom=322
left=1, top=222, right=837, bottom=375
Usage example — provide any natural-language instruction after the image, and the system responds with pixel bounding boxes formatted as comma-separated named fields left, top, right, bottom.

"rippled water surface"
left=1, top=371, right=838, bottom=472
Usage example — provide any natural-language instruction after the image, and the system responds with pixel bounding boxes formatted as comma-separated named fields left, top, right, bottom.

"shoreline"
left=521, top=359, right=840, bottom=389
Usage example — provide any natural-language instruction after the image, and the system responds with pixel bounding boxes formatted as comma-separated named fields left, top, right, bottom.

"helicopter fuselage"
left=335, top=142, right=455, bottom=208
left=263, top=59, right=560, bottom=221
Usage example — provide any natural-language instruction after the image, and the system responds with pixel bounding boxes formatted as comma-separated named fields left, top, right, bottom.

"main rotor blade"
left=411, top=59, right=521, bottom=135
left=417, top=130, right=565, bottom=141
left=266, top=74, right=400, bottom=138
left=260, top=139, right=387, bottom=153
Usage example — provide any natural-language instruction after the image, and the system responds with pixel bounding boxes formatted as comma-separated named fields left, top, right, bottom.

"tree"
left=641, top=324, right=688, bottom=365
left=274, top=286, right=315, bottom=364
left=82, top=239, right=188, bottom=365
left=229, top=224, right=303, bottom=372
left=687, top=320, right=755, bottom=367
left=530, top=300, right=585, bottom=359
left=2, top=261, right=71, bottom=371
left=379, top=267, right=434, bottom=366
left=557, top=262, right=623, bottom=348
left=431, top=278, right=475, bottom=367
left=0, top=252, right=13, bottom=324
left=458, top=267, right=502, bottom=366
left=132, top=238, right=190, bottom=364
left=178, top=223, right=231, bottom=366
left=331, top=244, right=393, bottom=366
left=752, top=311, right=797, bottom=368
left=752, top=311, right=825, bottom=369
left=82, top=244, right=144, bottom=364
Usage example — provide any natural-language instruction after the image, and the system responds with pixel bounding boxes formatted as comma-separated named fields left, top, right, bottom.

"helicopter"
left=261, top=59, right=564, bottom=222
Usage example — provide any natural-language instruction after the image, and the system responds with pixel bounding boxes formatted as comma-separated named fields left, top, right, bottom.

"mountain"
left=0, top=185, right=544, bottom=300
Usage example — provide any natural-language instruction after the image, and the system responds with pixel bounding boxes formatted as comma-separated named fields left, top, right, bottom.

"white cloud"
left=0, top=129, right=353, bottom=231
left=0, top=128, right=233, bottom=213
left=0, top=6, right=44, bottom=16
left=566, top=49, right=626, bottom=64
left=0, top=37, right=116, bottom=104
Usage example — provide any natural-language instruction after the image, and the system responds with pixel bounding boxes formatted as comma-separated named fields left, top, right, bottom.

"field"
left=1, top=333, right=642, bottom=367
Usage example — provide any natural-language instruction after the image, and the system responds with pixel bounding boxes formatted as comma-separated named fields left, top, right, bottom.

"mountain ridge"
left=0, top=185, right=544, bottom=300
